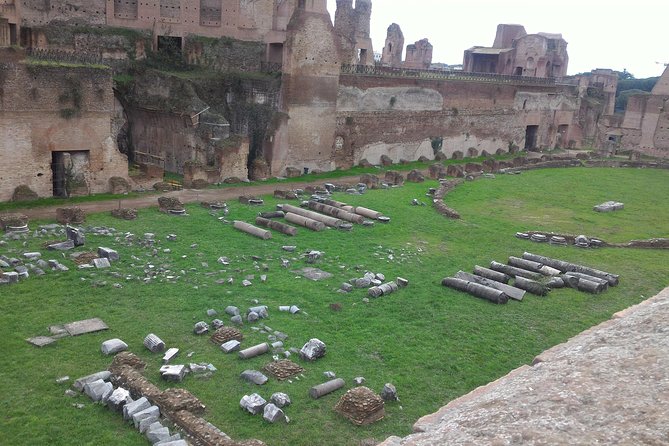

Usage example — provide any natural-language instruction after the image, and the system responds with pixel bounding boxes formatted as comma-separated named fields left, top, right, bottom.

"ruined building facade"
left=464, top=24, right=568, bottom=78
left=1, top=1, right=654, bottom=201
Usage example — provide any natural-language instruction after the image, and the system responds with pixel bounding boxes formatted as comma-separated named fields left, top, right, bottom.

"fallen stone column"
left=238, top=343, right=269, bottom=360
left=368, top=281, right=399, bottom=298
left=307, top=201, right=365, bottom=224
left=441, top=277, right=509, bottom=304
left=255, top=217, right=297, bottom=236
left=562, top=274, right=607, bottom=294
left=455, top=271, right=525, bottom=301
left=508, top=256, right=543, bottom=272
left=284, top=212, right=325, bottom=232
left=323, top=199, right=348, bottom=209
left=309, top=378, right=346, bottom=399
left=233, top=221, right=272, bottom=240
left=564, top=272, right=610, bottom=289
left=513, top=276, right=549, bottom=296
left=490, top=261, right=543, bottom=280
left=522, top=252, right=619, bottom=286
left=353, top=206, right=383, bottom=220
left=282, top=204, right=343, bottom=228
left=259, top=211, right=285, bottom=219
left=473, top=265, right=511, bottom=284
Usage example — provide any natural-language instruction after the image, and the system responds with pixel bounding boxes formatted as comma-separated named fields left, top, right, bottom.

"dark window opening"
left=514, top=66, right=523, bottom=76
left=157, top=35, right=183, bottom=56
left=298, top=0, right=306, bottom=9
left=20, top=27, right=33, bottom=48
left=524, top=125, right=539, bottom=150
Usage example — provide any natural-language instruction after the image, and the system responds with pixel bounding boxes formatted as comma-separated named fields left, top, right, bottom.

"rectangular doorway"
left=52, top=152, right=67, bottom=198
left=524, top=125, right=538, bottom=150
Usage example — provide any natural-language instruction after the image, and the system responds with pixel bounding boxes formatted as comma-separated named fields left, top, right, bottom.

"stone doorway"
left=52, top=152, right=67, bottom=198
left=52, top=151, right=90, bottom=198
left=524, top=125, right=538, bottom=150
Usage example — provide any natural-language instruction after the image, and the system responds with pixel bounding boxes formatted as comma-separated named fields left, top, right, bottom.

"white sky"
left=326, top=0, right=666, bottom=78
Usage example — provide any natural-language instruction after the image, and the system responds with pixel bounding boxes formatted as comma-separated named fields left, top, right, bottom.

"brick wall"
left=0, top=62, right=128, bottom=201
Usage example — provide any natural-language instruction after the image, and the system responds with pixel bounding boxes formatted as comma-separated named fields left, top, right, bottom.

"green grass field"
left=1, top=167, right=668, bottom=446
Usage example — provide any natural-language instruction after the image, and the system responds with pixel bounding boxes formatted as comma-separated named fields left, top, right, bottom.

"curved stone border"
left=379, top=286, right=669, bottom=445
left=519, top=231, right=669, bottom=250
left=432, top=179, right=463, bottom=219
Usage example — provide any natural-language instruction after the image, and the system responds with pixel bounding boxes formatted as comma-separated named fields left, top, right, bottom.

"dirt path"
left=9, top=174, right=377, bottom=220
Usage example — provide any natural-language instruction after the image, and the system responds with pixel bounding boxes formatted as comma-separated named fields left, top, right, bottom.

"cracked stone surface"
left=379, top=287, right=669, bottom=446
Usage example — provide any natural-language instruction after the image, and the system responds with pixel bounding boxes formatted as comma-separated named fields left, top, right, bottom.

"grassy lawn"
left=0, top=167, right=667, bottom=446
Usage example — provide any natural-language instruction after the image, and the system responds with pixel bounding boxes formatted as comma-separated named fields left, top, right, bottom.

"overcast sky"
left=326, top=0, right=666, bottom=79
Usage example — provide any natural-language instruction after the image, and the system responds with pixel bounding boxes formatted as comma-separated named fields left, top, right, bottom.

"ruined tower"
left=334, top=0, right=374, bottom=65
left=404, top=38, right=433, bottom=69
left=271, top=0, right=341, bottom=175
left=381, top=23, right=404, bottom=67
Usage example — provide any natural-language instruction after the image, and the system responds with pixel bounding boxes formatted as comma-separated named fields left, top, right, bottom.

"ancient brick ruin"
left=0, top=0, right=666, bottom=201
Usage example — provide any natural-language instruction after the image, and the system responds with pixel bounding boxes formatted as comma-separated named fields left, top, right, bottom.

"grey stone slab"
left=270, top=392, right=291, bottom=408
left=138, top=416, right=160, bottom=434
left=220, top=340, right=241, bottom=353
left=101, top=338, right=128, bottom=355
left=293, top=267, right=333, bottom=281
left=23, top=252, right=41, bottom=260
left=98, top=247, right=119, bottom=261
left=64, top=318, right=108, bottom=336
left=154, top=440, right=188, bottom=446
left=160, top=364, right=186, bottom=382
left=26, top=336, right=56, bottom=347
left=47, top=240, right=75, bottom=251
left=146, top=421, right=164, bottom=434
left=84, top=379, right=113, bottom=402
left=162, top=348, right=179, bottom=364
left=107, top=387, right=131, bottom=412
left=263, top=403, right=286, bottom=423
left=240, top=393, right=267, bottom=415
left=66, top=226, right=86, bottom=246
left=123, top=396, right=150, bottom=420
left=74, top=371, right=112, bottom=391
left=93, top=258, right=111, bottom=268
left=133, top=405, right=160, bottom=428
left=146, top=427, right=171, bottom=444
left=300, top=338, right=326, bottom=361
left=240, top=370, right=268, bottom=385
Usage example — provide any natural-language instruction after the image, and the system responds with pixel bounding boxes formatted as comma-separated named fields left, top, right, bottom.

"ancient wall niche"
left=113, top=0, right=138, bottom=19
left=200, top=0, right=222, bottom=26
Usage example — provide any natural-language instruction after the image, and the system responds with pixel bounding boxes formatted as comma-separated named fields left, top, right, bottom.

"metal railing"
left=340, top=64, right=557, bottom=86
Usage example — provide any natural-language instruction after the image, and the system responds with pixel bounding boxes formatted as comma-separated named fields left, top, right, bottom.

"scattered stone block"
left=407, top=169, right=425, bottom=183
left=240, top=370, right=269, bottom=385
left=144, top=333, right=166, bottom=353
left=160, top=364, right=187, bottom=382
left=83, top=379, right=113, bottom=402
left=240, top=393, right=267, bottom=415
left=65, top=318, right=108, bottom=336
left=93, top=258, right=111, bottom=268
left=193, top=321, right=209, bottom=335
left=263, top=403, right=287, bottom=423
left=26, top=335, right=55, bottom=347
left=98, top=247, right=119, bottom=262
left=66, top=226, right=86, bottom=246
left=354, top=377, right=366, bottom=385
left=380, top=383, right=399, bottom=401
left=133, top=405, right=160, bottom=428
left=107, top=387, right=131, bottom=412
left=300, top=338, right=326, bottom=361
left=147, top=426, right=171, bottom=444
left=334, top=386, right=385, bottom=426
left=270, top=392, right=291, bottom=408
left=101, top=338, right=128, bottom=355
left=74, top=371, right=111, bottom=391
left=4, top=271, right=20, bottom=284
left=123, top=396, right=150, bottom=420
left=221, top=340, right=241, bottom=353
left=162, top=348, right=179, bottom=364
left=138, top=416, right=160, bottom=434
